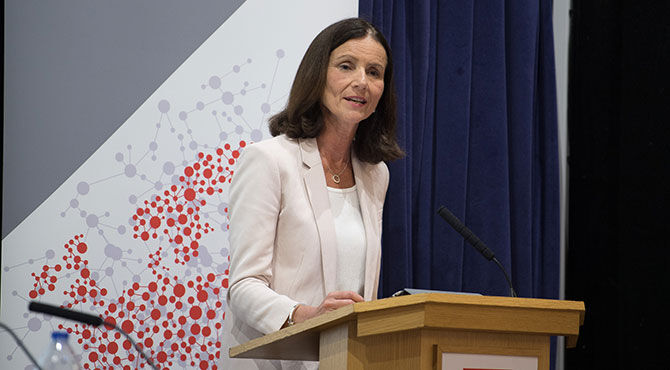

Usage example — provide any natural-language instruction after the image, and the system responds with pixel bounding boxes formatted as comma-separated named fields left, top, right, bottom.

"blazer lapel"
left=352, top=156, right=382, bottom=301
left=299, top=138, right=338, bottom=295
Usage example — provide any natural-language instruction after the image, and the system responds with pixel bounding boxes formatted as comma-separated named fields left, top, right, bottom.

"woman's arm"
left=226, top=144, right=299, bottom=334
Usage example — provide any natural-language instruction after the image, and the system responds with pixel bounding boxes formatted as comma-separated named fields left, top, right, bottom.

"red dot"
left=150, top=216, right=161, bottom=229
left=81, top=268, right=90, bottom=279
left=203, top=169, right=213, bottom=179
left=178, top=214, right=188, bottom=225
left=174, top=284, right=186, bottom=297
left=184, top=167, right=194, bottom=177
left=148, top=282, right=158, bottom=292
left=207, top=310, right=216, bottom=320
left=197, top=290, right=208, bottom=302
left=190, top=306, right=202, bottom=320
left=190, top=324, right=201, bottom=335
left=108, top=341, right=119, bottom=354
left=158, top=295, right=168, bottom=306
left=89, top=352, right=99, bottom=362
left=77, top=243, right=88, bottom=253
left=184, top=188, right=196, bottom=201
left=77, top=286, right=87, bottom=296
left=157, top=351, right=168, bottom=363
left=29, top=290, right=38, bottom=299
left=144, top=337, right=154, bottom=348
left=121, top=320, right=134, bottom=333
left=200, top=360, right=208, bottom=370
left=151, top=309, right=161, bottom=320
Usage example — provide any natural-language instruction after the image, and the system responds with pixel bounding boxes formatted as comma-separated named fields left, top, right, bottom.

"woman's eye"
left=368, top=69, right=382, bottom=78
left=339, top=63, right=352, bottom=70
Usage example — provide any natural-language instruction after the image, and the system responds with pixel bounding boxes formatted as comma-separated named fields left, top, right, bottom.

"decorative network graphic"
left=3, top=50, right=287, bottom=369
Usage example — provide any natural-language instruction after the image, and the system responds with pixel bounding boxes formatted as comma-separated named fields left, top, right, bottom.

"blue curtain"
left=360, top=1, right=560, bottom=300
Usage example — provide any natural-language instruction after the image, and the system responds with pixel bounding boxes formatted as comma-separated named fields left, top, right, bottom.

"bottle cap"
left=51, top=331, right=70, bottom=340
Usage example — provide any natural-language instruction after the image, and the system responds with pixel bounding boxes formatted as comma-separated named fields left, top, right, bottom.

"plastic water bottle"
left=39, top=331, right=81, bottom=370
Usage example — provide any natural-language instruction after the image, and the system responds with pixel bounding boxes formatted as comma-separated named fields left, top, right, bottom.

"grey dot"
left=219, top=248, right=229, bottom=257
left=104, top=211, right=110, bottom=217
left=140, top=174, right=147, bottom=181
left=91, top=272, right=100, bottom=281
left=234, top=105, right=244, bottom=115
left=28, top=259, right=34, bottom=264
left=70, top=199, right=79, bottom=208
left=163, top=161, right=175, bottom=175
left=154, top=181, right=163, bottom=190
left=219, top=132, right=228, bottom=141
left=115, top=153, right=124, bottom=162
left=189, top=141, right=198, bottom=150
left=121, top=261, right=127, bottom=267
left=12, top=291, right=18, bottom=296
left=133, top=275, right=141, bottom=283
left=177, top=134, right=184, bottom=140
left=276, top=49, right=285, bottom=58
left=261, top=102, right=271, bottom=113
left=171, top=175, right=182, bottom=185
left=127, top=144, right=132, bottom=150
left=221, top=92, right=234, bottom=105
left=196, top=101, right=205, bottom=111
left=209, top=76, right=221, bottom=89
left=98, top=229, right=104, bottom=235
left=79, top=210, right=87, bottom=217
left=149, top=141, right=158, bottom=151
left=217, top=202, right=228, bottom=216
left=235, top=126, right=244, bottom=134
left=27, top=317, right=42, bottom=331
left=261, top=83, right=267, bottom=88
left=158, top=100, right=170, bottom=113
left=233, top=65, right=240, bottom=73
left=187, top=129, right=192, bottom=134
left=179, top=111, right=188, bottom=120
left=105, top=267, right=114, bottom=276
left=125, top=164, right=137, bottom=177
left=3, top=267, right=9, bottom=272
left=247, top=58, right=252, bottom=63
left=77, top=182, right=90, bottom=195
left=105, top=244, right=122, bottom=260
left=128, top=195, right=137, bottom=204
left=240, top=89, right=247, bottom=95
left=46, top=249, right=56, bottom=259
left=180, top=146, right=185, bottom=152
left=60, top=212, right=66, bottom=217
left=250, top=129, right=263, bottom=142
left=117, top=225, right=126, bottom=234
left=128, top=216, right=135, bottom=226
left=86, top=214, right=99, bottom=228
left=151, top=155, right=157, bottom=161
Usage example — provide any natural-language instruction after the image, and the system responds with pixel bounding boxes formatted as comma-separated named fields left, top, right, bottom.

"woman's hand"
left=292, top=291, right=364, bottom=324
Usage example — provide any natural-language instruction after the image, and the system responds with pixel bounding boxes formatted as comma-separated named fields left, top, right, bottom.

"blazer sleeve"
left=226, top=143, right=298, bottom=334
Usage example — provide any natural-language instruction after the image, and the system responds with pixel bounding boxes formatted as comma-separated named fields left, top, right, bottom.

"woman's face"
left=321, top=35, right=387, bottom=128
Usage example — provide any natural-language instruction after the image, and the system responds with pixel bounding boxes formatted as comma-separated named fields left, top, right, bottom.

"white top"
left=327, top=185, right=367, bottom=296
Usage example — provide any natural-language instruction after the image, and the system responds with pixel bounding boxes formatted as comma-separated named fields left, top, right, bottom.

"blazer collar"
left=299, top=137, right=381, bottom=301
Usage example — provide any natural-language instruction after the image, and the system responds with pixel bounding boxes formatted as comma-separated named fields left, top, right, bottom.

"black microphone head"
left=29, top=301, right=103, bottom=327
left=436, top=205, right=495, bottom=261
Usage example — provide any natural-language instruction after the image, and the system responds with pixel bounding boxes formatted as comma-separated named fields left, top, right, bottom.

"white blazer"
left=220, top=134, right=389, bottom=369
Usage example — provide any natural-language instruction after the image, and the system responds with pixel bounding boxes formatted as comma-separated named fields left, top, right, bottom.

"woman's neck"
left=317, top=118, right=357, bottom=164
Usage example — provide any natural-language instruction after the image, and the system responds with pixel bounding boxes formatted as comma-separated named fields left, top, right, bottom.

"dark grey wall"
left=3, top=0, right=246, bottom=238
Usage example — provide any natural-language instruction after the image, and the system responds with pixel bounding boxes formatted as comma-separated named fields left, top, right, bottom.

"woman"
left=221, top=18, right=403, bottom=369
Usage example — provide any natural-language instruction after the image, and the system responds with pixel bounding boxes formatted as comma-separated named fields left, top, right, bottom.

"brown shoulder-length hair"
left=268, top=18, right=404, bottom=163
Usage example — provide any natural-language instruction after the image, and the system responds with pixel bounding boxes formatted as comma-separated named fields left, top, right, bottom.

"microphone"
left=436, top=205, right=518, bottom=297
left=28, top=302, right=158, bottom=370
left=28, top=302, right=103, bottom=327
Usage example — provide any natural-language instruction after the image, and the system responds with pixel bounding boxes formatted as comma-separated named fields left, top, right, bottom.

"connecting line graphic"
left=3, top=50, right=288, bottom=370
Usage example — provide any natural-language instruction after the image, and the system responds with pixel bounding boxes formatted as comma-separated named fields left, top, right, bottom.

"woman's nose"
left=352, top=68, right=368, bottom=89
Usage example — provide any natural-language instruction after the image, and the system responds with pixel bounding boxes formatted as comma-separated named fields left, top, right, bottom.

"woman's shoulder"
left=242, top=134, right=299, bottom=156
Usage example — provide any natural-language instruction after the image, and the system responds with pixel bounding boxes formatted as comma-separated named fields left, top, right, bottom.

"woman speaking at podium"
left=221, top=18, right=403, bottom=369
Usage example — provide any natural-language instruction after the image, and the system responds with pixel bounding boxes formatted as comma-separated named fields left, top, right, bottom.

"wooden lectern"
left=230, top=293, right=585, bottom=370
